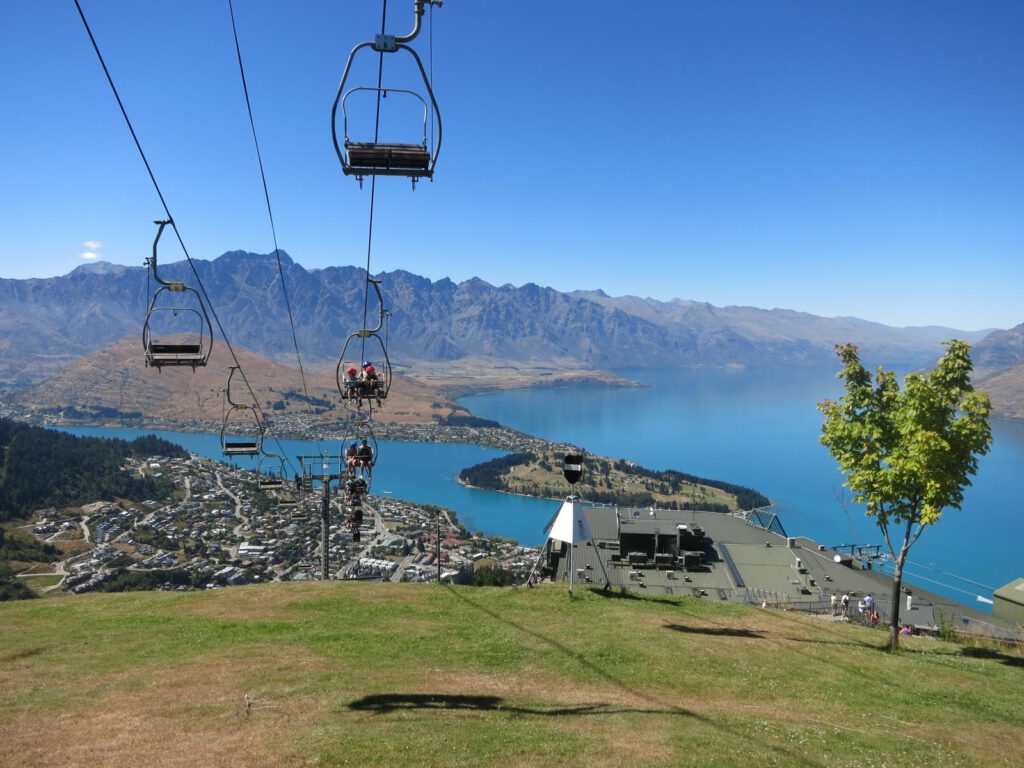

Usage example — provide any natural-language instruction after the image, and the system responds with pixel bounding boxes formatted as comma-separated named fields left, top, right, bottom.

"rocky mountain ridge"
left=0, top=251, right=996, bottom=387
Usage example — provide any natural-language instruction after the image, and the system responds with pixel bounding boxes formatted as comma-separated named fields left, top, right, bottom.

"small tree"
left=818, top=341, right=991, bottom=649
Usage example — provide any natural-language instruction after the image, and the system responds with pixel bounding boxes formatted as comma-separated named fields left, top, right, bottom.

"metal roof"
left=548, top=504, right=1003, bottom=630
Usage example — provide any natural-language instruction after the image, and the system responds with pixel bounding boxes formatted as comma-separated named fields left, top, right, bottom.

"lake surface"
left=461, top=368, right=1024, bottom=608
left=60, top=367, right=1024, bottom=608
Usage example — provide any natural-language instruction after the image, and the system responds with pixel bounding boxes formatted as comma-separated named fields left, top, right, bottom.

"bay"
left=461, top=368, right=1024, bottom=608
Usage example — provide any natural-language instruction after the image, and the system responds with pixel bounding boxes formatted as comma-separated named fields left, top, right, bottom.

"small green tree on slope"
left=818, top=341, right=991, bottom=649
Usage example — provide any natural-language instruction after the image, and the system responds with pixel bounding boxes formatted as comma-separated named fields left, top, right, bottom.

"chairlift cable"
left=428, top=1, right=435, bottom=155
left=74, top=0, right=294, bottom=474
left=901, top=560, right=995, bottom=592
left=359, top=0, right=391, bottom=360
left=227, top=0, right=324, bottom=457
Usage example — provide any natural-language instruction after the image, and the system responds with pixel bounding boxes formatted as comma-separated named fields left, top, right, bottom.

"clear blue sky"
left=2, top=1, right=1022, bottom=330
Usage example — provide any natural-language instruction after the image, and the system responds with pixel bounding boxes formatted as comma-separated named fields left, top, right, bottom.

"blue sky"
left=2, top=1, right=1021, bottom=330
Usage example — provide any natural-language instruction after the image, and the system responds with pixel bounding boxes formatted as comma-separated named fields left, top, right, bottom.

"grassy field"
left=2, top=582, right=1022, bottom=767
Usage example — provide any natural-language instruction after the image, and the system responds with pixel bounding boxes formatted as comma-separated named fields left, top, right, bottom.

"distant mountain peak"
left=71, top=260, right=131, bottom=276
left=214, top=249, right=294, bottom=266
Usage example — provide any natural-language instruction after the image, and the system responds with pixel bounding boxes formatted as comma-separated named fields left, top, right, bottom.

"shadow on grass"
left=961, top=646, right=1024, bottom=668
left=349, top=693, right=683, bottom=717
left=442, top=585, right=825, bottom=768
left=0, top=646, right=48, bottom=663
left=589, top=586, right=685, bottom=607
left=663, top=623, right=763, bottom=639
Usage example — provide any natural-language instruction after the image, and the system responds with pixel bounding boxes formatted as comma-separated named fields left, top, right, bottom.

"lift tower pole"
left=298, top=454, right=346, bottom=581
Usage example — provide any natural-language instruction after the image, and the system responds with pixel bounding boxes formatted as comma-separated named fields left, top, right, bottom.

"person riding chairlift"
left=345, top=442, right=359, bottom=477
left=356, top=438, right=373, bottom=479
left=343, top=366, right=361, bottom=405
left=361, top=361, right=381, bottom=406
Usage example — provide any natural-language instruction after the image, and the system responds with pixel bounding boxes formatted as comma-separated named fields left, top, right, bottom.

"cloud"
left=79, top=252, right=99, bottom=260
left=82, top=240, right=103, bottom=250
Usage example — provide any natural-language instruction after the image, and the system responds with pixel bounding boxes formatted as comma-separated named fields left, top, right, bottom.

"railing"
left=934, top=605, right=1023, bottom=644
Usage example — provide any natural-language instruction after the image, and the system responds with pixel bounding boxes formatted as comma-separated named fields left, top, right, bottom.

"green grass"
left=2, top=583, right=1022, bottom=767
left=18, top=573, right=63, bottom=590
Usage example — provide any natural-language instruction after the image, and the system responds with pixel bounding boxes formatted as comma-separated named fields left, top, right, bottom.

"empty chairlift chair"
left=331, top=1, right=442, bottom=185
left=257, top=451, right=285, bottom=490
left=142, top=219, right=213, bottom=369
left=220, top=367, right=264, bottom=457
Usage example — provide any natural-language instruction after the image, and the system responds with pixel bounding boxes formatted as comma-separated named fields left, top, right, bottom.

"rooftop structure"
left=547, top=505, right=1006, bottom=633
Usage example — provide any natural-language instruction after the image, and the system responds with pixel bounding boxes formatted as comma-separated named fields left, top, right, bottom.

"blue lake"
left=461, top=368, right=1024, bottom=608
left=60, top=367, right=1024, bottom=608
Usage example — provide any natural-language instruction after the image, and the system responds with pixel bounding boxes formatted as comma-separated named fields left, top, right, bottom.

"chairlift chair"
left=331, top=1, right=443, bottom=185
left=336, top=278, right=393, bottom=409
left=257, top=451, right=285, bottom=490
left=220, top=367, right=264, bottom=457
left=142, top=219, right=213, bottom=369
left=342, top=418, right=378, bottom=487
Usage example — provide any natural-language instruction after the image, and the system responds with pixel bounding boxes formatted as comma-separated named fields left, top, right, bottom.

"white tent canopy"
left=548, top=500, right=591, bottom=545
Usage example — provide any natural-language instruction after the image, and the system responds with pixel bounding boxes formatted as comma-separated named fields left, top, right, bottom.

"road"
left=217, top=471, right=248, bottom=558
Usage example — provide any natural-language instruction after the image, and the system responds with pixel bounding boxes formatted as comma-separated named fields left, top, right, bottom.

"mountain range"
left=2, top=251, right=1022, bottom=418
left=0, top=251, right=1001, bottom=385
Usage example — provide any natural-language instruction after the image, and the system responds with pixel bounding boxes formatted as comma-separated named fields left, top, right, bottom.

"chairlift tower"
left=298, top=454, right=347, bottom=580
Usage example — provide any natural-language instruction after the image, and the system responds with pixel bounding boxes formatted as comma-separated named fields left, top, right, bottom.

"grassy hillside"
left=2, top=583, right=1022, bottom=767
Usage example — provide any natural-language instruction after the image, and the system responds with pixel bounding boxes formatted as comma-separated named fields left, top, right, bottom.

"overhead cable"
left=73, top=0, right=295, bottom=474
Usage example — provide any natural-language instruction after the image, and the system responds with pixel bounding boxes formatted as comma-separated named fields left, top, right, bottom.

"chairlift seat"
left=150, top=343, right=203, bottom=355
left=224, top=441, right=260, bottom=456
left=345, top=141, right=431, bottom=176
left=259, top=479, right=284, bottom=491
left=147, top=342, right=206, bottom=367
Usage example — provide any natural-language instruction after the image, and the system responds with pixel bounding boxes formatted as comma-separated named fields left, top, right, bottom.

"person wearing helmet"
left=343, top=366, right=360, bottom=402
left=345, top=442, right=359, bottom=477
left=361, top=362, right=381, bottom=406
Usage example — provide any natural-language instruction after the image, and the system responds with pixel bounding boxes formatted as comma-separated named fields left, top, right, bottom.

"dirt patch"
left=0, top=649, right=326, bottom=768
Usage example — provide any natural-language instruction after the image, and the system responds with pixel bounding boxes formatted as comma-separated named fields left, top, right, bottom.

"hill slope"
left=978, top=361, right=1024, bottom=420
left=9, top=336, right=467, bottom=426
left=1, top=583, right=1021, bottom=767
left=972, top=321, right=1024, bottom=377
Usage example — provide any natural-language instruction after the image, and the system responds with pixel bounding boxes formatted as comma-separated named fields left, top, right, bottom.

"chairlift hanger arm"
left=147, top=219, right=182, bottom=290
left=395, top=0, right=442, bottom=45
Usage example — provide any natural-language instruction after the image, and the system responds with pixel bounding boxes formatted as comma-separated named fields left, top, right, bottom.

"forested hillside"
left=0, top=419, right=186, bottom=522
left=460, top=451, right=770, bottom=511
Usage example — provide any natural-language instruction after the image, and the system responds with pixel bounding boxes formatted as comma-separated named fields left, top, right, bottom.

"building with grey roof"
left=546, top=505, right=1012, bottom=635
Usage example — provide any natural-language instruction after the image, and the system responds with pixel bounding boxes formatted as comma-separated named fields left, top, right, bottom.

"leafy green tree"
left=819, top=341, right=991, bottom=649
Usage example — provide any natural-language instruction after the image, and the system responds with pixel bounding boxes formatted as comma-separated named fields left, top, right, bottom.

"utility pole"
left=298, top=454, right=346, bottom=581
left=436, top=510, right=441, bottom=583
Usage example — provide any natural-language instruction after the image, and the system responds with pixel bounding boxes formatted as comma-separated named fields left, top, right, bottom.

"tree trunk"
left=888, top=525, right=914, bottom=650
left=888, top=556, right=904, bottom=650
